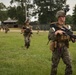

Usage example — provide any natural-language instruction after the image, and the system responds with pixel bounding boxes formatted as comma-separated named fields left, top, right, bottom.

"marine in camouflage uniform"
left=4, top=24, right=9, bottom=33
left=49, top=10, right=72, bottom=75
left=36, top=25, right=40, bottom=34
left=21, top=19, right=33, bottom=48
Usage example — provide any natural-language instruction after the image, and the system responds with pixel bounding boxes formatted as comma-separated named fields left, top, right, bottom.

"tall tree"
left=0, top=2, right=7, bottom=21
left=0, top=2, right=6, bottom=10
left=72, top=5, right=76, bottom=30
left=10, top=0, right=33, bottom=23
left=7, top=6, right=17, bottom=19
left=72, top=5, right=76, bottom=26
left=66, top=15, right=73, bottom=24
left=7, top=6, right=25, bottom=24
left=33, top=0, right=66, bottom=24
left=10, top=0, right=25, bottom=23
left=10, top=0, right=25, bottom=11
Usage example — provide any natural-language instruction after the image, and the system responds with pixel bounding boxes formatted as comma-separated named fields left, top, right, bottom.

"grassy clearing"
left=0, top=31, right=76, bottom=75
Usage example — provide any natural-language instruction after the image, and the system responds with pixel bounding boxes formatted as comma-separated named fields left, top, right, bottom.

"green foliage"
left=10, top=0, right=34, bottom=24
left=66, top=15, right=73, bottom=24
left=0, top=11, right=8, bottom=21
left=7, top=6, right=17, bottom=19
left=33, top=0, right=66, bottom=24
left=0, top=2, right=7, bottom=21
left=16, top=6, right=25, bottom=24
left=7, top=6, right=25, bottom=24
left=72, top=5, right=76, bottom=25
left=0, top=31, right=76, bottom=75
left=0, top=2, right=6, bottom=10
left=72, top=5, right=76, bottom=30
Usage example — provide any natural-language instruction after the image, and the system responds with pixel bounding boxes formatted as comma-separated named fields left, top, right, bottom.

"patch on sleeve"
left=52, top=27, right=55, bottom=31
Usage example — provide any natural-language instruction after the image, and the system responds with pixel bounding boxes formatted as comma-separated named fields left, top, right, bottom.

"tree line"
left=0, top=0, right=76, bottom=30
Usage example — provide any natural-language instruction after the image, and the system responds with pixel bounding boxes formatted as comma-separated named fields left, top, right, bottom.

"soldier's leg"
left=50, top=49, right=60, bottom=75
left=5, top=30, right=7, bottom=33
left=23, top=35, right=26, bottom=47
left=26, top=37, right=30, bottom=48
left=28, top=37, right=30, bottom=46
left=62, top=47, right=72, bottom=75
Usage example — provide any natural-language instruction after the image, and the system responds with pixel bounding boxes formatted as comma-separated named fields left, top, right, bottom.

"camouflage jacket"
left=22, top=25, right=32, bottom=36
left=49, top=22, right=72, bottom=41
left=48, top=22, right=72, bottom=48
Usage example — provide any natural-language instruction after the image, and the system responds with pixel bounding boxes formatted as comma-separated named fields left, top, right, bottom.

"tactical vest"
left=49, top=23, right=71, bottom=48
left=24, top=27, right=31, bottom=33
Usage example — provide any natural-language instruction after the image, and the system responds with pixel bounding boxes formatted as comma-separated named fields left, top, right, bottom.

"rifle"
left=50, top=24, right=76, bottom=43
left=47, top=40, right=50, bottom=45
left=47, top=32, right=52, bottom=45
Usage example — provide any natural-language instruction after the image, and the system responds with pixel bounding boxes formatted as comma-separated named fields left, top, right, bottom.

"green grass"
left=0, top=31, right=76, bottom=75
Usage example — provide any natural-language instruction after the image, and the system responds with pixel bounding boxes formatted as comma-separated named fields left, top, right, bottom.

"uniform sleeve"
left=68, top=25, right=73, bottom=32
left=48, top=27, right=56, bottom=41
left=22, top=26, right=26, bottom=29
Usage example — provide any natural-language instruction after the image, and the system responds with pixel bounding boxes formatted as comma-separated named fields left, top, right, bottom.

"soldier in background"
left=36, top=25, right=40, bottom=34
left=0, top=21, right=1, bottom=31
left=4, top=24, right=9, bottom=33
left=49, top=10, right=72, bottom=75
left=21, top=19, right=33, bottom=49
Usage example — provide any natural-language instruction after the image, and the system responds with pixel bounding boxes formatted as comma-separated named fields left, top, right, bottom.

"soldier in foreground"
left=21, top=19, right=33, bottom=49
left=49, top=10, right=73, bottom=75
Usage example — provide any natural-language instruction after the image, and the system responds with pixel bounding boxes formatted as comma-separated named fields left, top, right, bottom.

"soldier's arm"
left=55, top=30, right=64, bottom=35
left=21, top=29, right=24, bottom=33
left=49, top=28, right=58, bottom=51
left=48, top=27, right=56, bottom=41
left=30, top=26, right=33, bottom=33
left=21, top=26, right=26, bottom=33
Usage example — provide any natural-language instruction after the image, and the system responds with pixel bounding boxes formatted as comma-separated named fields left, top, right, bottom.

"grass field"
left=0, top=31, right=76, bottom=75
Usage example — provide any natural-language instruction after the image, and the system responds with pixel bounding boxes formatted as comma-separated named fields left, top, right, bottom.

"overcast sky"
left=0, top=0, right=76, bottom=15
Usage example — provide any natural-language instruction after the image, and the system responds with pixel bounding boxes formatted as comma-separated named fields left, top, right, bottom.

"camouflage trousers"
left=24, top=35, right=30, bottom=48
left=50, top=46, right=72, bottom=75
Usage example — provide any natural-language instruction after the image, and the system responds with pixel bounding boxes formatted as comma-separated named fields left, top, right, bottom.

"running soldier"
left=21, top=19, right=33, bottom=49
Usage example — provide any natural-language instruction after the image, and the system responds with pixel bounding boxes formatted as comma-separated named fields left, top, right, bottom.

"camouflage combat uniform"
left=49, top=23, right=72, bottom=75
left=22, top=25, right=32, bottom=48
left=4, top=25, right=9, bottom=33
left=36, top=25, right=40, bottom=34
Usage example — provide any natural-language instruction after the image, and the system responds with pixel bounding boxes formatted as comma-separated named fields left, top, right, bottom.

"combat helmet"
left=56, top=10, right=65, bottom=18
